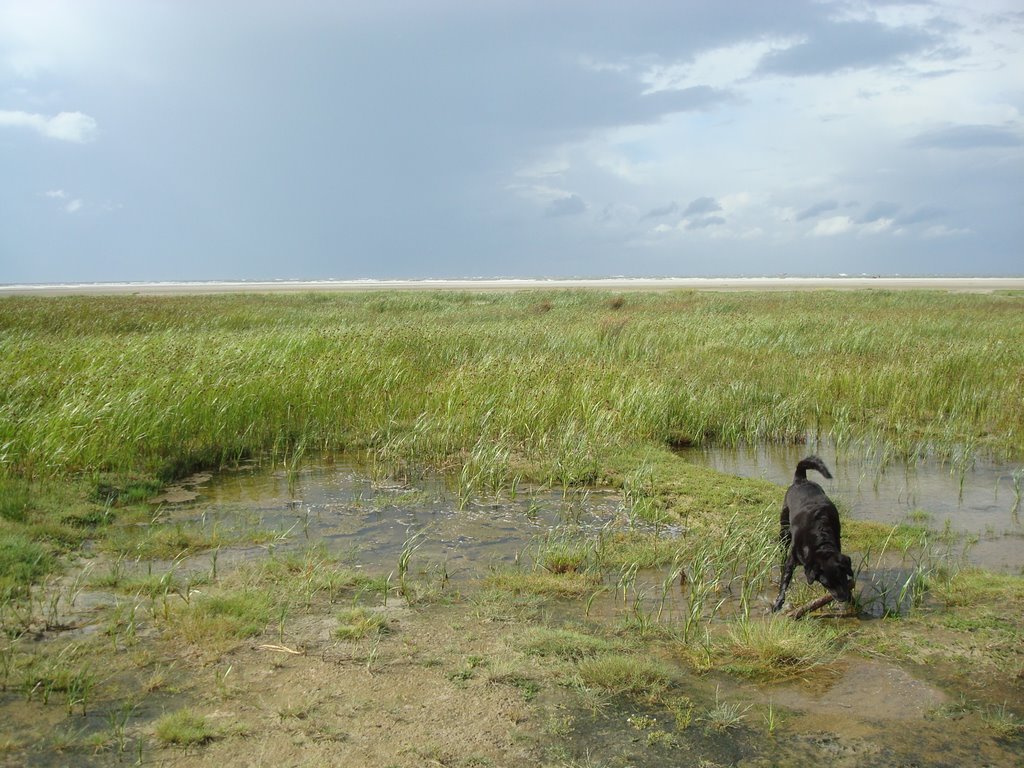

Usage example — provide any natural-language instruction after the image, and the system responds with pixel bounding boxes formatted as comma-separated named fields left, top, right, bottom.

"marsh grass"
left=981, top=702, right=1024, bottom=738
left=2, top=291, right=1019, bottom=486
left=0, top=533, right=52, bottom=598
left=0, top=290, right=1022, bottom=764
left=700, top=687, right=750, bottom=731
left=1, top=290, right=1020, bottom=606
left=574, top=652, right=675, bottom=699
left=718, top=616, right=842, bottom=680
left=154, top=708, right=217, bottom=747
left=516, top=626, right=620, bottom=661
left=174, top=590, right=273, bottom=646
left=335, top=607, right=390, bottom=640
left=537, top=535, right=592, bottom=574
left=485, top=567, right=601, bottom=598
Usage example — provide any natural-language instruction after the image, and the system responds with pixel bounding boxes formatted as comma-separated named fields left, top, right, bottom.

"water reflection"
left=682, top=441, right=1024, bottom=572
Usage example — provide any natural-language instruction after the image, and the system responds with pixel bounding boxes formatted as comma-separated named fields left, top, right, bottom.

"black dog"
left=772, top=457, right=854, bottom=612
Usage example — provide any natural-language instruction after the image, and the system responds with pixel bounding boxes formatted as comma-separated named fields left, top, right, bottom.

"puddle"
left=150, top=472, right=213, bottom=504
left=682, top=441, right=1024, bottom=573
left=153, top=461, right=648, bottom=579
left=773, top=657, right=947, bottom=723
left=142, top=457, right=971, bottom=620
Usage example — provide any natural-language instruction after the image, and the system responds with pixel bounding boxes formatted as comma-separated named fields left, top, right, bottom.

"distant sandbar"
left=2, top=277, right=1023, bottom=296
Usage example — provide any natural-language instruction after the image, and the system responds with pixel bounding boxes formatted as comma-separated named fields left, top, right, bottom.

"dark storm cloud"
left=2, top=1, right=1020, bottom=282
left=683, top=196, right=722, bottom=216
left=757, top=20, right=945, bottom=76
left=545, top=194, right=587, bottom=217
left=795, top=199, right=839, bottom=221
left=911, top=124, right=1024, bottom=150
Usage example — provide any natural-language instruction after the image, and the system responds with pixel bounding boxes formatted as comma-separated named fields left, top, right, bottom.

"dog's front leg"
left=779, top=504, right=791, bottom=549
left=772, top=554, right=796, bottom=613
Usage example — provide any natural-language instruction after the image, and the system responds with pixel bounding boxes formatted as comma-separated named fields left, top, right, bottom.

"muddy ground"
left=2, top=459, right=1022, bottom=767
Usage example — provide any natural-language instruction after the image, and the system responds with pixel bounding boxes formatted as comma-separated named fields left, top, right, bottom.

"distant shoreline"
left=2, top=276, right=1023, bottom=296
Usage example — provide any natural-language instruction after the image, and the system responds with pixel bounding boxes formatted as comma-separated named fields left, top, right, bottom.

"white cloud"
left=42, top=188, right=88, bottom=213
left=861, top=218, right=894, bottom=235
left=641, top=38, right=798, bottom=93
left=515, top=153, right=570, bottom=180
left=506, top=182, right=575, bottom=205
left=718, top=191, right=751, bottom=216
left=922, top=224, right=971, bottom=239
left=810, top=216, right=854, bottom=236
left=0, top=109, right=98, bottom=142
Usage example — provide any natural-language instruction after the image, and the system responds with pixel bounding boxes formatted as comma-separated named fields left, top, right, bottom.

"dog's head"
left=805, top=553, right=855, bottom=603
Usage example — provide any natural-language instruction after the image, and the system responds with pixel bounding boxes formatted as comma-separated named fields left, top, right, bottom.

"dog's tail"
left=794, top=456, right=832, bottom=482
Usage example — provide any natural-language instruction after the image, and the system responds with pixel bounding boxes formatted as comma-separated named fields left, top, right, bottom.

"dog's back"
left=785, top=456, right=834, bottom=520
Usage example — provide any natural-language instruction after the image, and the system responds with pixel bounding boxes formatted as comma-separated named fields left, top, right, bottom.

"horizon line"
left=3, top=275, right=1024, bottom=296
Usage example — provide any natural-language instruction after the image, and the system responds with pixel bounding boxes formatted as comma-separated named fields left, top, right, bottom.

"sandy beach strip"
left=2, top=277, right=1023, bottom=296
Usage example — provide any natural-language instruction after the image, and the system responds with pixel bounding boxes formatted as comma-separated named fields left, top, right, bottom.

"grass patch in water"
left=852, top=567, right=1024, bottom=681
left=516, top=626, right=620, bottom=661
left=472, top=588, right=546, bottom=623
left=843, top=519, right=929, bottom=553
left=932, top=568, right=1024, bottom=607
left=594, top=531, right=686, bottom=570
left=485, top=567, right=601, bottom=598
left=575, top=652, right=675, bottom=698
left=717, top=616, right=842, bottom=680
left=536, top=538, right=592, bottom=574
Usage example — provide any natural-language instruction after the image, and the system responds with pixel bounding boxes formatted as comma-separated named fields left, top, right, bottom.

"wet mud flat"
left=1, top=458, right=1022, bottom=767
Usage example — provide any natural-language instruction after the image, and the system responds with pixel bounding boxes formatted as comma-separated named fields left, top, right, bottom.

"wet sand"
left=2, top=276, right=1023, bottom=296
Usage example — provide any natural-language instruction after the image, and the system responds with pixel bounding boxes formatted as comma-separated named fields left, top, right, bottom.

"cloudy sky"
left=1, top=1, right=1022, bottom=283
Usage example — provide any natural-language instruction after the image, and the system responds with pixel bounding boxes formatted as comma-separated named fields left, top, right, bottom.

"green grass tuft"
left=719, top=616, right=842, bottom=680
left=335, top=607, right=390, bottom=640
left=0, top=532, right=53, bottom=597
left=485, top=567, right=601, bottom=597
left=154, top=708, right=217, bottom=747
left=516, top=626, right=619, bottom=661
left=575, top=652, right=675, bottom=698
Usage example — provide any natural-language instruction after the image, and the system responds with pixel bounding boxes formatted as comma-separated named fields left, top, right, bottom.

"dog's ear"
left=840, top=554, right=853, bottom=577
left=804, top=562, right=820, bottom=584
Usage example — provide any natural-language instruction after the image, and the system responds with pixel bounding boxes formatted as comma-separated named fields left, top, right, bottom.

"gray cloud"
left=1, top=1, right=1020, bottom=282
left=860, top=201, right=901, bottom=223
left=640, top=85, right=736, bottom=116
left=684, top=197, right=722, bottom=216
left=911, top=125, right=1024, bottom=150
left=642, top=201, right=678, bottom=220
left=796, top=199, right=839, bottom=221
left=758, top=20, right=944, bottom=76
left=545, top=194, right=587, bottom=217
left=686, top=215, right=726, bottom=230
left=896, top=205, right=945, bottom=226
